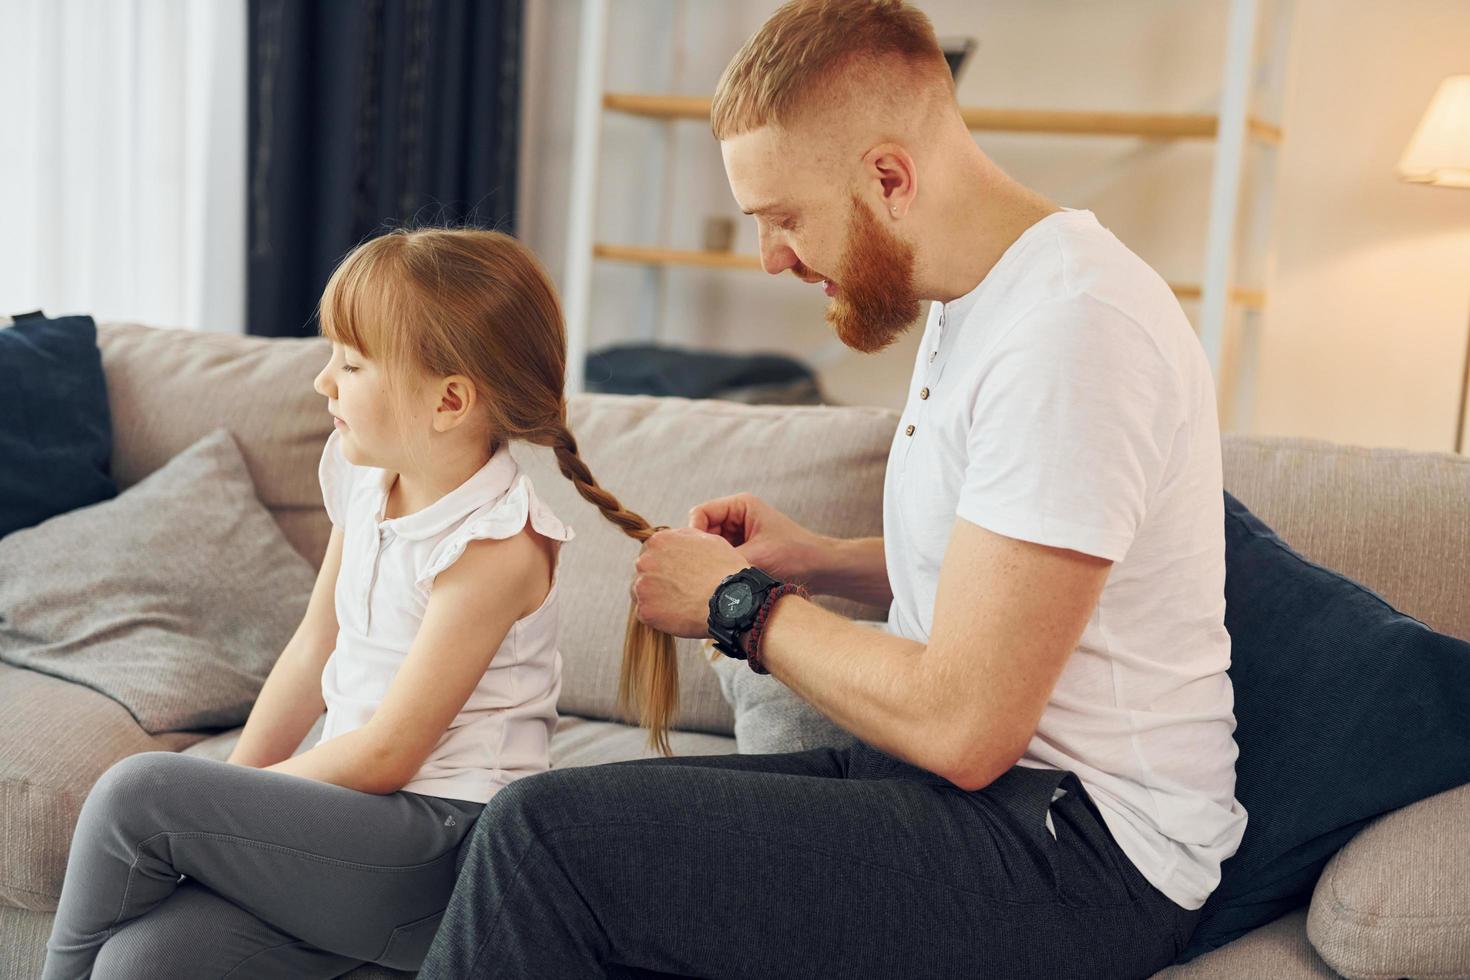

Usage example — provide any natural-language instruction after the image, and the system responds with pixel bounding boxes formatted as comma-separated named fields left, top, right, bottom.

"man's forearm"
left=747, top=595, right=961, bottom=776
left=805, top=535, right=892, bottom=608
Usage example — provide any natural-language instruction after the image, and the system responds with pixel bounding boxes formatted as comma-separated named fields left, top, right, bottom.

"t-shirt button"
left=905, top=424, right=915, bottom=436
left=919, top=387, right=929, bottom=400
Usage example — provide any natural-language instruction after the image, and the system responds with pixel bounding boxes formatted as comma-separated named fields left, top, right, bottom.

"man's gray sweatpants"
left=42, top=751, right=485, bottom=979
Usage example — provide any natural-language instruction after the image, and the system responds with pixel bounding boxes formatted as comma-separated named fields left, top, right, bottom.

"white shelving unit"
left=562, top=0, right=1297, bottom=423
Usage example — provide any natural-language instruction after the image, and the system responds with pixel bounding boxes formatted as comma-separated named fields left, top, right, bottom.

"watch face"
left=718, top=581, right=756, bottom=623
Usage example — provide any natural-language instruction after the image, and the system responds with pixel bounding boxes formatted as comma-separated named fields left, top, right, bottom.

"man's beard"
left=824, top=193, right=921, bottom=354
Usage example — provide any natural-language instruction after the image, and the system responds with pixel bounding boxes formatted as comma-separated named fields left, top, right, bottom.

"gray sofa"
left=2, top=321, right=1467, bottom=979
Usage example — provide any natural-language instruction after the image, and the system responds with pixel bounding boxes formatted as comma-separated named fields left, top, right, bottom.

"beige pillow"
left=1306, top=781, right=1470, bottom=979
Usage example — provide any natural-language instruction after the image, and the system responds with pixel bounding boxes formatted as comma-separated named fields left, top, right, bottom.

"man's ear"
left=432, top=375, right=478, bottom=432
left=863, top=141, right=917, bottom=219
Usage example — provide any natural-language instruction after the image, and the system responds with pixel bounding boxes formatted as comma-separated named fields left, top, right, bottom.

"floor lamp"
left=1399, top=75, right=1470, bottom=453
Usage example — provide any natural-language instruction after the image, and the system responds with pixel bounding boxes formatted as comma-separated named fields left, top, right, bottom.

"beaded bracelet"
left=744, top=582, right=810, bottom=674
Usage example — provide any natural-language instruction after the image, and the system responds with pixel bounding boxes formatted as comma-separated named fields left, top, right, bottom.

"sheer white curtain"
left=0, top=0, right=246, bottom=333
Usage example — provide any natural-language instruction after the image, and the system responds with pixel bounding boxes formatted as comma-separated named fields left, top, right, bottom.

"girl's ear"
left=432, top=375, right=477, bottom=432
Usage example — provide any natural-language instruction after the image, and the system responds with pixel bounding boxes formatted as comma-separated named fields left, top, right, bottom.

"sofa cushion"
left=1222, top=435, right=1470, bottom=642
left=549, top=714, right=736, bottom=768
left=1150, top=910, right=1337, bottom=979
left=96, top=321, right=335, bottom=566
left=514, top=394, right=897, bottom=735
left=1181, top=492, right=1470, bottom=960
left=0, top=905, right=60, bottom=980
left=0, top=430, right=316, bottom=733
left=0, top=313, right=116, bottom=539
left=1306, top=781, right=1470, bottom=979
left=0, top=663, right=200, bottom=912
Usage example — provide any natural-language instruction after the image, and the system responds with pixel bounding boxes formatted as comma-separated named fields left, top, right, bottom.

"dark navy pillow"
left=1179, top=492, right=1470, bottom=960
left=0, top=313, right=116, bottom=539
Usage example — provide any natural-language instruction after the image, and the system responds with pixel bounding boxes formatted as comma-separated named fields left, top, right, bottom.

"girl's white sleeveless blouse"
left=315, top=430, right=574, bottom=803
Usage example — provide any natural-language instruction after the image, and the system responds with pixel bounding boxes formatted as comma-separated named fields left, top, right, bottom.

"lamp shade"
left=1399, top=75, right=1470, bottom=188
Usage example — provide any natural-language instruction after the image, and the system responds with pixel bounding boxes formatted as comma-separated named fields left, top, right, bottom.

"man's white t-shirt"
left=882, top=208, right=1247, bottom=910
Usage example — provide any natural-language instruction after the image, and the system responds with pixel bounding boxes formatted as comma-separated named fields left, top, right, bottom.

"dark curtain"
left=246, top=0, right=523, bottom=337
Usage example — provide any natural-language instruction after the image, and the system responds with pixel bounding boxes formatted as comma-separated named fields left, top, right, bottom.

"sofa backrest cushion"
left=91, top=325, right=1470, bottom=744
left=514, top=393, right=897, bottom=734
left=1222, top=435, right=1470, bottom=642
left=97, top=322, right=334, bottom=566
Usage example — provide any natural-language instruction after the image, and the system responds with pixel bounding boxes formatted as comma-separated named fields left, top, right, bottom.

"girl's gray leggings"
left=42, top=751, right=485, bottom=979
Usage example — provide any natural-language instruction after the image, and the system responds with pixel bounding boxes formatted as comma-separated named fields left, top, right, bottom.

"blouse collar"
left=373, top=441, right=521, bottom=541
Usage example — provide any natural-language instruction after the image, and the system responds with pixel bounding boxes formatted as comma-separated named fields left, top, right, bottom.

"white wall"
left=1253, top=0, right=1470, bottom=453
left=521, top=0, right=1470, bottom=452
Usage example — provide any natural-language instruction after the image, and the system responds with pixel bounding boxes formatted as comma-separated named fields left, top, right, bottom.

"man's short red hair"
left=710, top=0, right=954, bottom=141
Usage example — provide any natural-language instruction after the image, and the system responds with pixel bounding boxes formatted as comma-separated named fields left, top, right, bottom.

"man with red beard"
left=421, top=3, right=1244, bottom=978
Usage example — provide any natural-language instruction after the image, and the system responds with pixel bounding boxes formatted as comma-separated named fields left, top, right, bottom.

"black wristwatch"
left=707, top=567, right=781, bottom=658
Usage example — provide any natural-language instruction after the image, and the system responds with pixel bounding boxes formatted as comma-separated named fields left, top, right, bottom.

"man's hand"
left=688, top=492, right=825, bottom=586
left=631, top=527, right=748, bottom=638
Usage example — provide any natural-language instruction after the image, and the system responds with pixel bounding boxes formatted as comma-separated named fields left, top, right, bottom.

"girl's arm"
left=265, top=528, right=544, bottom=794
left=227, top=527, right=344, bottom=768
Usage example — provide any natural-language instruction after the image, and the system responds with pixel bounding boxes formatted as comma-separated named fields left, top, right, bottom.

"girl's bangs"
left=319, top=243, right=396, bottom=358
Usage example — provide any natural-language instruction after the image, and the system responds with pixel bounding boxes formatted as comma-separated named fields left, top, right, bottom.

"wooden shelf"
left=1171, top=283, right=1267, bottom=309
left=594, top=243, right=1265, bottom=309
left=594, top=243, right=761, bottom=271
left=603, top=93, right=1282, bottom=144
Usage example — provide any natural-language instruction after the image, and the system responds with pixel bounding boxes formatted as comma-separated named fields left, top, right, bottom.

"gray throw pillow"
left=705, top=623, right=889, bottom=754
left=0, top=429, right=315, bottom=733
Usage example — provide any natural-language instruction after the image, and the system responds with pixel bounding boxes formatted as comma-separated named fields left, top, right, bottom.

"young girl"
left=42, top=228, right=678, bottom=979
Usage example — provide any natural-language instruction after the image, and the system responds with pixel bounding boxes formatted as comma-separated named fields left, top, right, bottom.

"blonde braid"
left=551, top=424, right=679, bottom=755
left=550, top=425, right=660, bottom=542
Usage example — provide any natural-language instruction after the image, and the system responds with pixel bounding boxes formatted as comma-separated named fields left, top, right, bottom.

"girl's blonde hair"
left=319, top=227, right=681, bottom=754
